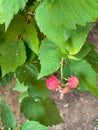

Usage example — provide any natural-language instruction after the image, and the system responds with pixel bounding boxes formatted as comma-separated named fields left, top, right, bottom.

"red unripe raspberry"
left=68, top=76, right=79, bottom=88
left=46, top=75, right=59, bottom=90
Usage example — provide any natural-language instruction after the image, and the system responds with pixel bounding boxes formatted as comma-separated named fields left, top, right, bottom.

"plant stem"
left=60, top=58, right=64, bottom=83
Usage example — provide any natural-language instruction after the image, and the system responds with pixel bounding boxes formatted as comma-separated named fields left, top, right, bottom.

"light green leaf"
left=63, top=59, right=98, bottom=96
left=65, top=24, right=93, bottom=55
left=38, top=38, right=61, bottom=78
left=20, top=121, right=48, bottom=130
left=0, top=0, right=4, bottom=24
left=35, top=1, right=74, bottom=47
left=16, top=63, right=39, bottom=85
left=0, top=100, right=16, bottom=130
left=18, top=91, right=28, bottom=103
left=0, top=40, right=26, bottom=76
left=2, top=0, right=28, bottom=30
left=23, top=23, right=39, bottom=54
left=13, top=80, right=28, bottom=92
left=21, top=97, right=45, bottom=123
left=42, top=98, right=63, bottom=126
left=35, top=0, right=98, bottom=45
left=28, top=80, right=51, bottom=100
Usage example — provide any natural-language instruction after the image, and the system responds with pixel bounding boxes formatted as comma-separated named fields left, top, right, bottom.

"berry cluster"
left=46, top=75, right=79, bottom=94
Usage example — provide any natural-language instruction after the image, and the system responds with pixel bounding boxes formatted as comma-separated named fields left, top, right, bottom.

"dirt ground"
left=0, top=24, right=98, bottom=130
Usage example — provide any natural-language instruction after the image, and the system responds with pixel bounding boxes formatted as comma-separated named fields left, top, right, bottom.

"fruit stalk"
left=60, top=58, right=64, bottom=83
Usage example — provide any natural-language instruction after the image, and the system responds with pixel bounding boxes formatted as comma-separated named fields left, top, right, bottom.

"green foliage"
left=23, top=22, right=39, bottom=54
left=63, top=59, right=98, bottom=96
left=28, top=80, right=51, bottom=100
left=0, top=0, right=98, bottom=129
left=35, top=0, right=98, bottom=45
left=38, top=38, right=61, bottom=78
left=20, top=121, right=48, bottom=130
left=13, top=80, right=28, bottom=92
left=0, top=0, right=4, bottom=24
left=42, top=98, right=63, bottom=126
left=0, top=40, right=26, bottom=76
left=18, top=91, right=29, bottom=103
left=5, top=14, right=26, bottom=40
left=65, top=24, right=94, bottom=55
left=85, top=44, right=98, bottom=73
left=21, top=97, right=46, bottom=123
left=75, top=42, right=91, bottom=59
left=1, top=0, right=28, bottom=30
left=16, top=63, right=39, bottom=85
left=0, top=72, right=13, bottom=87
left=0, top=100, right=16, bottom=130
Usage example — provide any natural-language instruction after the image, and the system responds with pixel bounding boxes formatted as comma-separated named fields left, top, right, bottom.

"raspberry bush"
left=0, top=0, right=98, bottom=129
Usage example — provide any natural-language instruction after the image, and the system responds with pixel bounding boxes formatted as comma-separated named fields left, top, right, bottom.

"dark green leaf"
left=21, top=97, right=45, bottom=123
left=0, top=40, right=26, bottom=76
left=23, top=22, right=39, bottom=54
left=75, top=42, right=91, bottom=59
left=63, top=59, right=98, bottom=96
left=0, top=100, right=16, bottom=130
left=85, top=46, right=98, bottom=73
left=5, top=14, right=26, bottom=40
left=28, top=80, right=51, bottom=100
left=42, top=98, right=63, bottom=126
left=20, top=121, right=48, bottom=130
left=38, top=38, right=61, bottom=78
left=16, top=63, right=39, bottom=85
left=0, top=72, right=13, bottom=87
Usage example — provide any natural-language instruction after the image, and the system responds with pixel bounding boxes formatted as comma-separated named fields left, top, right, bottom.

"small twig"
left=60, top=58, right=64, bottom=83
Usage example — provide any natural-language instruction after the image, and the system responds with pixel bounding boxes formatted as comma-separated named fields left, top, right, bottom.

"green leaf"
left=21, top=97, right=45, bottom=123
left=13, top=80, right=28, bottom=92
left=1, top=0, right=28, bottom=30
left=0, top=25, right=6, bottom=42
left=28, top=80, right=51, bottom=100
left=63, top=59, right=98, bottom=96
left=65, top=24, right=93, bottom=55
left=35, top=1, right=74, bottom=47
left=38, top=38, right=61, bottom=78
left=5, top=14, right=26, bottom=40
left=0, top=100, right=16, bottom=130
left=42, top=98, right=63, bottom=126
left=0, top=72, right=13, bottom=87
left=0, top=0, right=4, bottom=24
left=75, top=42, right=91, bottom=59
left=20, top=121, right=48, bottom=130
left=16, top=63, right=39, bottom=85
left=0, top=40, right=26, bottom=76
left=35, top=0, right=98, bottom=30
left=18, top=91, right=28, bottom=103
left=35, top=1, right=98, bottom=46
left=85, top=46, right=98, bottom=73
left=23, top=22, right=39, bottom=55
